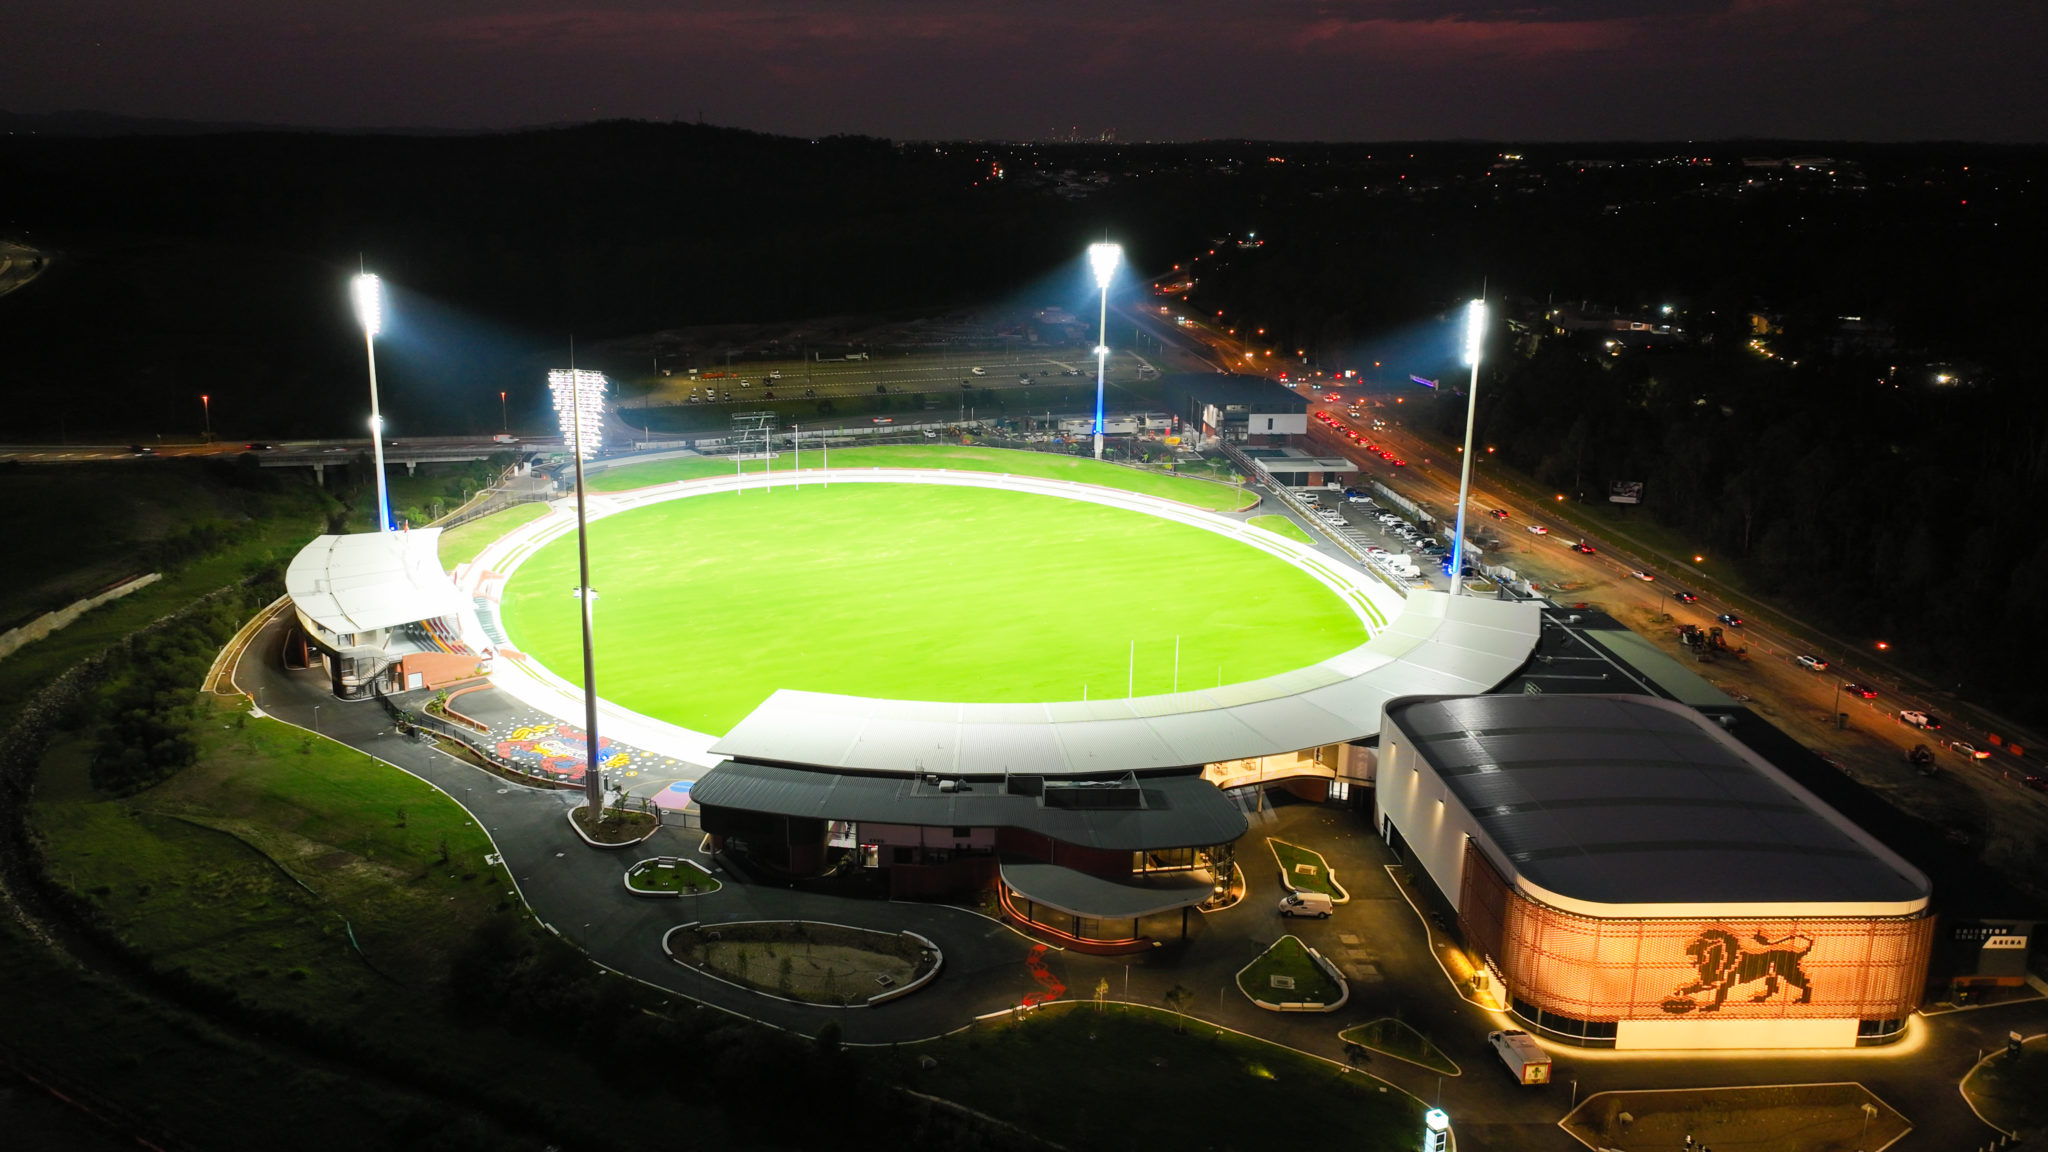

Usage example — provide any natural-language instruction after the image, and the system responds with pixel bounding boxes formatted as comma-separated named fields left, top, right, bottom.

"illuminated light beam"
left=548, top=369, right=609, bottom=459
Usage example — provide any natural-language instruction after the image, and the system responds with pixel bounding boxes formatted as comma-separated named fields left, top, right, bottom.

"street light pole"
left=499, top=390, right=508, bottom=432
left=200, top=394, right=211, bottom=442
left=1448, top=299, right=1486, bottom=595
left=1088, top=242, right=1121, bottom=461
left=351, top=272, right=393, bottom=532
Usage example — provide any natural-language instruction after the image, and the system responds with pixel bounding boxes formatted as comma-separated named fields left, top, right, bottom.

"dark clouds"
left=2, top=0, right=2041, bottom=139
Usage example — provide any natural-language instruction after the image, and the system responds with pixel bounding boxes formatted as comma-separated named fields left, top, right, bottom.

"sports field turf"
left=585, top=444, right=1256, bottom=510
left=500, top=482, right=1365, bottom=734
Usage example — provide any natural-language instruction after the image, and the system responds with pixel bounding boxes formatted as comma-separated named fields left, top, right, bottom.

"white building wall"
left=1617, top=1017, right=1858, bottom=1051
left=1375, top=714, right=1492, bottom=907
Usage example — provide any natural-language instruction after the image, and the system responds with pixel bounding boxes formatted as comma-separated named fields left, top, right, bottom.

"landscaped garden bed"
left=1564, top=1083, right=1908, bottom=1152
left=567, top=804, right=659, bottom=847
left=1269, top=838, right=1348, bottom=901
left=1236, top=934, right=1347, bottom=1011
left=623, top=856, right=719, bottom=896
left=664, top=920, right=940, bottom=1006
left=1339, top=1017, right=1459, bottom=1075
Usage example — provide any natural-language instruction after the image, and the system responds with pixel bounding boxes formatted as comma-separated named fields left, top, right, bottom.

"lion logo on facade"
left=1659, top=928, right=1815, bottom=1014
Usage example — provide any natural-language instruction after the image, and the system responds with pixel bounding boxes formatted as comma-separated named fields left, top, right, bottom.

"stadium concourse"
left=437, top=466, right=1543, bottom=951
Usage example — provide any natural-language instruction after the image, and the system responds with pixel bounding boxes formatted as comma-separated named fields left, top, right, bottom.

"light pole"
left=351, top=272, right=393, bottom=533
left=563, top=368, right=605, bottom=827
left=499, top=390, right=507, bottom=432
left=1088, top=242, right=1121, bottom=461
left=1448, top=299, right=1486, bottom=594
left=200, top=393, right=211, bottom=442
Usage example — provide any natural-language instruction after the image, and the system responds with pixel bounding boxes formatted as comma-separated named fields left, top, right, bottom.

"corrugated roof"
left=1391, top=694, right=1929, bottom=907
left=711, top=592, right=1540, bottom=775
left=285, top=530, right=469, bottom=634
left=691, top=761, right=1249, bottom=851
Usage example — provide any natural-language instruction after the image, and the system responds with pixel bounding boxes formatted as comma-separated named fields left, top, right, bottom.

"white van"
left=1278, top=892, right=1334, bottom=919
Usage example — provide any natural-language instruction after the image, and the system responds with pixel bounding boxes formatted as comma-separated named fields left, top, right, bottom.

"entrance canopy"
left=999, top=859, right=1214, bottom=920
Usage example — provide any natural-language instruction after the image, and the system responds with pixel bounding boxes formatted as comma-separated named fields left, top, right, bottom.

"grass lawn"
left=501, top=482, right=1366, bottom=734
left=1236, top=935, right=1343, bottom=1006
left=877, top=1002, right=1419, bottom=1151
left=1340, top=1018, right=1459, bottom=1076
left=438, top=501, right=552, bottom=568
left=625, top=858, right=721, bottom=894
left=35, top=698, right=504, bottom=1030
left=1248, top=514, right=1314, bottom=544
left=586, top=444, right=1257, bottom=511
left=1270, top=838, right=1349, bottom=900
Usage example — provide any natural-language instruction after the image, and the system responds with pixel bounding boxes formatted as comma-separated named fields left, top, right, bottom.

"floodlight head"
left=1087, top=242, right=1121, bottom=289
left=351, top=273, right=383, bottom=338
left=1462, top=298, right=1487, bottom=366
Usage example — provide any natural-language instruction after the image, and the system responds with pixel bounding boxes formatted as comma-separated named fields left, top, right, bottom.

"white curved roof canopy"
left=286, top=529, right=468, bottom=635
left=712, top=591, right=1540, bottom=776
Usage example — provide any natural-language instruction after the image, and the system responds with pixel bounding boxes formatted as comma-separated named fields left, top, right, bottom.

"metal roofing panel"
left=1391, top=693, right=1930, bottom=907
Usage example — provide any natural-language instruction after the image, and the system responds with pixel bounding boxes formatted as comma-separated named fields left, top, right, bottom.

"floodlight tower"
left=1088, top=241, right=1121, bottom=461
left=350, top=273, right=393, bottom=532
left=1448, top=299, right=1486, bottom=595
left=549, top=368, right=610, bottom=822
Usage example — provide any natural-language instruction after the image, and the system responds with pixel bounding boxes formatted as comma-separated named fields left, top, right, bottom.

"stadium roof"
left=691, top=761, right=1248, bottom=851
left=285, top=530, right=470, bottom=635
left=1388, top=693, right=1930, bottom=914
left=711, top=592, right=1541, bottom=776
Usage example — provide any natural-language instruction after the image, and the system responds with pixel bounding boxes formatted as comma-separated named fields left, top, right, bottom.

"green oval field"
left=499, top=483, right=1366, bottom=734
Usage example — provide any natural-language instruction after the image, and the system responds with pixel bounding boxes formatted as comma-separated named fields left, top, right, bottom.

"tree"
left=1162, top=984, right=1193, bottom=1033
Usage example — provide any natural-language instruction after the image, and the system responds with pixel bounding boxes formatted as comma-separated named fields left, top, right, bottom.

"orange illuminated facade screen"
left=1460, top=844, right=1933, bottom=1031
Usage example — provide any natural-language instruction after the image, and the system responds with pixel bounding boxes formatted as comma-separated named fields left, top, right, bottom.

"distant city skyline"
left=5, top=0, right=2043, bottom=142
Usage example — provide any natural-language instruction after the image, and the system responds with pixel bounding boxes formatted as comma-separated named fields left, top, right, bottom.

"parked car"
left=1278, top=892, right=1333, bottom=919
left=1796, top=654, right=1830, bottom=672
left=1899, top=710, right=1941, bottom=729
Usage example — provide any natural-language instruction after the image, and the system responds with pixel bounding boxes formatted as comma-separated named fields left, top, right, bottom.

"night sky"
left=6, top=0, right=2045, bottom=141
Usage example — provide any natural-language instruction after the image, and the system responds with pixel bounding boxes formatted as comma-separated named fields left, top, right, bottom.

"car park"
left=1796, top=655, right=1830, bottom=671
left=1717, top=613, right=1743, bottom=627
